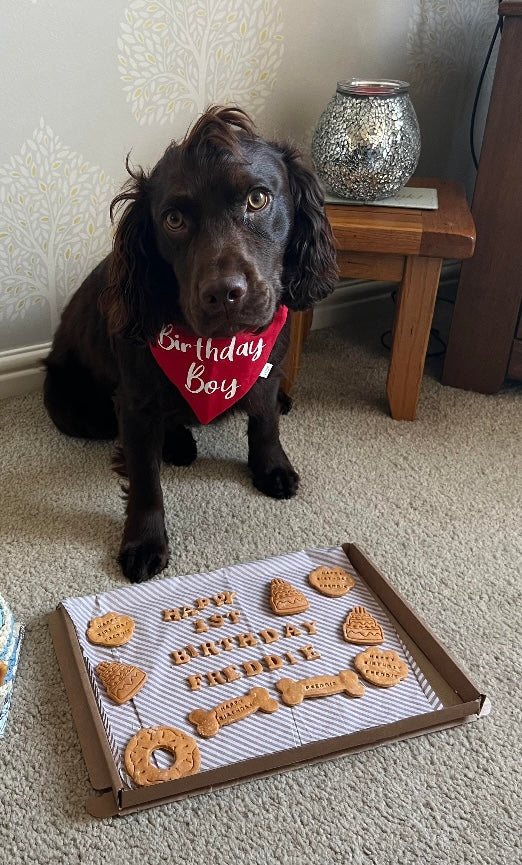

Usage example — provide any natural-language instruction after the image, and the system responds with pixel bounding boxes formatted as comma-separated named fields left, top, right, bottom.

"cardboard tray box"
left=48, top=543, right=489, bottom=818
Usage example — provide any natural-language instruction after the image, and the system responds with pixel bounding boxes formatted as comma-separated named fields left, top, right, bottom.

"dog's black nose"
left=198, top=275, right=247, bottom=311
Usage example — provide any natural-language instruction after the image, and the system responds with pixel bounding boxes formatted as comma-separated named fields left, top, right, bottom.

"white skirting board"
left=0, top=343, right=49, bottom=399
left=0, top=264, right=460, bottom=400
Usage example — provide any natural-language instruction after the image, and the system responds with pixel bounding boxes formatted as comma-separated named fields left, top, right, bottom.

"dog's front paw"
left=252, top=466, right=300, bottom=500
left=118, top=537, right=169, bottom=583
left=118, top=513, right=169, bottom=582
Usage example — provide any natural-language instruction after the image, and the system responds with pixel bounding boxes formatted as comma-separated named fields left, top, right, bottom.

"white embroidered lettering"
left=219, top=337, right=236, bottom=362
left=185, top=363, right=206, bottom=394
left=185, top=363, right=240, bottom=400
left=157, top=325, right=175, bottom=350
left=235, top=338, right=265, bottom=361
left=157, top=325, right=191, bottom=352
left=251, top=338, right=266, bottom=362
left=204, top=339, right=219, bottom=362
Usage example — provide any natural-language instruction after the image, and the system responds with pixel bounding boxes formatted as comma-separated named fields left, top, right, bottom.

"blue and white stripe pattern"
left=62, top=546, right=443, bottom=788
left=0, top=593, right=24, bottom=737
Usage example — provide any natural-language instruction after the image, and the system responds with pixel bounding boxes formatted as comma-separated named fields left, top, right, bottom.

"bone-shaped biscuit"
left=188, top=686, right=279, bottom=738
left=276, top=670, right=365, bottom=706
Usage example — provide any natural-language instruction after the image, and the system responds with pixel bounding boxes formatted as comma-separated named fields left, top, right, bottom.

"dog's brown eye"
left=165, top=210, right=184, bottom=231
left=247, top=189, right=269, bottom=211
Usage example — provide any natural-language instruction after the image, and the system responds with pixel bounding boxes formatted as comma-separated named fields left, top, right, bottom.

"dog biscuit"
left=308, top=566, right=355, bottom=597
left=343, top=606, right=384, bottom=645
left=354, top=647, right=408, bottom=688
left=96, top=661, right=147, bottom=705
left=276, top=670, right=365, bottom=706
left=86, top=612, right=135, bottom=647
left=269, top=578, right=309, bottom=616
left=124, top=726, right=200, bottom=786
left=189, top=686, right=279, bottom=737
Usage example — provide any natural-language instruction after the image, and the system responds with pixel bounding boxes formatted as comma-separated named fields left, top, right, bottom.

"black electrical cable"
left=380, top=8, right=504, bottom=355
left=470, top=5, right=503, bottom=169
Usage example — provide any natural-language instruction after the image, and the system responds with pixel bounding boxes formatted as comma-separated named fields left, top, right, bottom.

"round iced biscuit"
left=308, top=566, right=355, bottom=597
left=86, top=612, right=135, bottom=647
left=124, top=726, right=201, bottom=786
left=353, top=647, right=408, bottom=688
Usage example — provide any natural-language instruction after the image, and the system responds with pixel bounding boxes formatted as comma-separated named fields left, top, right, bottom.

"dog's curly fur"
left=43, top=106, right=338, bottom=583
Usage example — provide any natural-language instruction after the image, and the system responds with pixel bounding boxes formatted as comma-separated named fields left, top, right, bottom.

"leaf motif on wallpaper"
left=118, top=0, right=284, bottom=124
left=0, top=120, right=115, bottom=331
left=407, top=0, right=498, bottom=95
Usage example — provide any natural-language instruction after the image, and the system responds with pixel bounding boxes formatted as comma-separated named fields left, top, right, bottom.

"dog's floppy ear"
left=279, top=146, right=338, bottom=310
left=99, top=158, right=171, bottom=343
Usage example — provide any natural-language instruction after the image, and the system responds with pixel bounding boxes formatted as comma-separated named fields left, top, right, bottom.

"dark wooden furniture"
left=442, top=1, right=522, bottom=392
left=282, top=178, right=475, bottom=420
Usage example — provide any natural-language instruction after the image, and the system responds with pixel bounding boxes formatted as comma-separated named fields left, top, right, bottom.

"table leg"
left=386, top=255, right=442, bottom=421
left=280, top=309, right=314, bottom=395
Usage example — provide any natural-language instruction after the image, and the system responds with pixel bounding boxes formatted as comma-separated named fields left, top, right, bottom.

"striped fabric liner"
left=400, top=642, right=441, bottom=709
left=61, top=546, right=444, bottom=788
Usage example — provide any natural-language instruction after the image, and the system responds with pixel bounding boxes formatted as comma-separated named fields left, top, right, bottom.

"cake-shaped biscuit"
left=96, top=661, right=147, bottom=704
left=343, top=606, right=384, bottom=645
left=269, top=579, right=309, bottom=616
left=308, top=566, right=355, bottom=597
left=86, top=612, right=135, bottom=647
left=354, top=647, right=408, bottom=688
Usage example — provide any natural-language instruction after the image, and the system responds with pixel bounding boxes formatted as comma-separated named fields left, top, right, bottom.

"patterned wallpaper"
left=0, top=0, right=499, bottom=354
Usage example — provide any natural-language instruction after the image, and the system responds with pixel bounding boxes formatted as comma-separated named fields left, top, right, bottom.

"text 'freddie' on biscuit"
left=86, top=611, right=135, bottom=647
left=307, top=566, right=355, bottom=598
left=353, top=647, right=408, bottom=688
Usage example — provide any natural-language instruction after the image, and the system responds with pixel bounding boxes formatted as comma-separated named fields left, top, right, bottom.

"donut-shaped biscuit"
left=124, top=726, right=200, bottom=786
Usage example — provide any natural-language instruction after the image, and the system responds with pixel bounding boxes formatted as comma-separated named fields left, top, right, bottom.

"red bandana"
left=150, top=305, right=288, bottom=424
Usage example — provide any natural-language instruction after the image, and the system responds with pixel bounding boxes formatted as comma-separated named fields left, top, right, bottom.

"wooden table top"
left=325, top=177, right=476, bottom=261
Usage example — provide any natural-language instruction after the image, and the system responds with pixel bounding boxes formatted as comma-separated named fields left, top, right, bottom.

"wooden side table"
left=442, top=2, right=522, bottom=392
left=282, top=178, right=475, bottom=421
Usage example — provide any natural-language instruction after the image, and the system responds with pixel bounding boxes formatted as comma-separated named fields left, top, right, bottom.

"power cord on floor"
left=380, top=290, right=455, bottom=358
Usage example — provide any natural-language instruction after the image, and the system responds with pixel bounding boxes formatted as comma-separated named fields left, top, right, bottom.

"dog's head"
left=103, top=106, right=338, bottom=341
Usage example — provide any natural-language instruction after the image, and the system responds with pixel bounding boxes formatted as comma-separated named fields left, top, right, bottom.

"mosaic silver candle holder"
left=311, top=79, right=421, bottom=201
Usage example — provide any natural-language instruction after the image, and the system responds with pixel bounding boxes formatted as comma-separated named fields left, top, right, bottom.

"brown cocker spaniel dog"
left=44, top=106, right=338, bottom=582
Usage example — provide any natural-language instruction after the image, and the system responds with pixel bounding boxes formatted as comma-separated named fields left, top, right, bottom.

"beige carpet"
left=0, top=297, right=520, bottom=864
